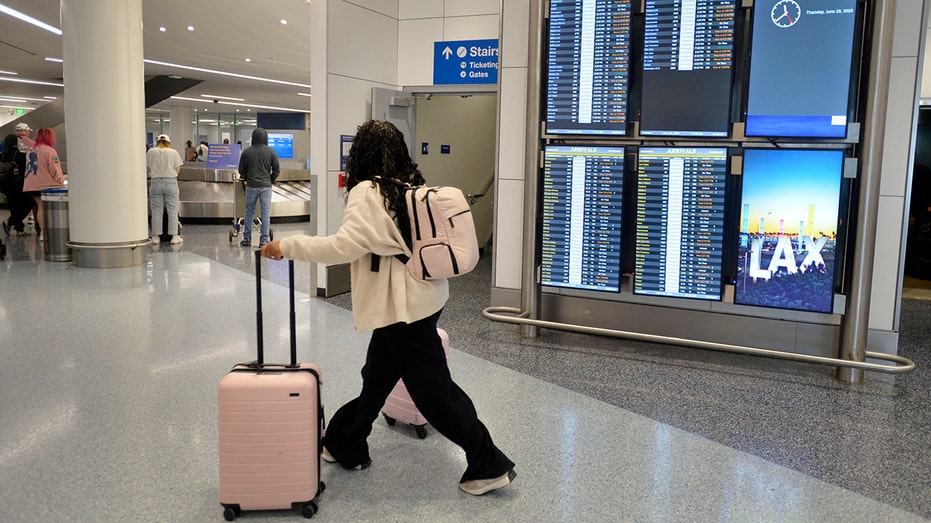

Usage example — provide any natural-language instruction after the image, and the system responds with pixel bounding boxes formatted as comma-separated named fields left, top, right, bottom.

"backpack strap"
left=369, top=253, right=411, bottom=273
left=369, top=176, right=416, bottom=273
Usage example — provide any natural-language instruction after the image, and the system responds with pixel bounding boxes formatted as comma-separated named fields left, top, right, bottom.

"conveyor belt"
left=176, top=167, right=313, bottom=220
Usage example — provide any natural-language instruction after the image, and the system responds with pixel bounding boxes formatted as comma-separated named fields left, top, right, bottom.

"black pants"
left=322, top=310, right=514, bottom=483
left=1, top=180, right=35, bottom=233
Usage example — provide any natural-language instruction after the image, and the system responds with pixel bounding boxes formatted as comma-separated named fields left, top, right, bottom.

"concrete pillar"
left=170, top=105, right=194, bottom=159
left=61, top=0, right=150, bottom=267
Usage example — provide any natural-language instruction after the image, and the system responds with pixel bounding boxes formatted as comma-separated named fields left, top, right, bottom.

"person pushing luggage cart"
left=260, top=120, right=516, bottom=496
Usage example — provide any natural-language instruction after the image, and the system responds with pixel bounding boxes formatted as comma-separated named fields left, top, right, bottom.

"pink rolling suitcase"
left=381, top=328, right=449, bottom=439
left=218, top=252, right=324, bottom=521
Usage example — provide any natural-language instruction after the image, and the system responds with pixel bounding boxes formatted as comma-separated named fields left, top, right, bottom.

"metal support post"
left=838, top=0, right=896, bottom=383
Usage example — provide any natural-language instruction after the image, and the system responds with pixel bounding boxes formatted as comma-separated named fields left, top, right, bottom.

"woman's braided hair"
left=344, top=120, right=425, bottom=249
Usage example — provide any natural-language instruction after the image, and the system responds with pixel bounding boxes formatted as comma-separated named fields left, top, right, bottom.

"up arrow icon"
left=442, top=46, right=453, bottom=60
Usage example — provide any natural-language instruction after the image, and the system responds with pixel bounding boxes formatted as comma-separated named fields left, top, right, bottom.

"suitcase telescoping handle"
left=253, top=249, right=298, bottom=367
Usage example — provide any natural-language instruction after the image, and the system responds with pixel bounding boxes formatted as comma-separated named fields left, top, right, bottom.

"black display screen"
left=541, top=146, right=625, bottom=292
left=640, top=0, right=736, bottom=137
left=735, top=148, right=844, bottom=313
left=634, top=147, right=727, bottom=299
left=745, top=0, right=857, bottom=138
left=545, top=0, right=632, bottom=136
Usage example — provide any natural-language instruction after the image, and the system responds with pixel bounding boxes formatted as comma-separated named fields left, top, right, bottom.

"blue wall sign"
left=441, top=145, right=451, bottom=154
left=206, top=144, right=240, bottom=169
left=433, top=39, right=499, bottom=85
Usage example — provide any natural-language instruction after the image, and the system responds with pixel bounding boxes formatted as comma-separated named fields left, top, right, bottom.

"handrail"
left=466, top=172, right=495, bottom=202
left=482, top=306, right=916, bottom=375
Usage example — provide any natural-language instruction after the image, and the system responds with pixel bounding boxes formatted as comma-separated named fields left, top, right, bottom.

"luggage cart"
left=229, top=175, right=275, bottom=243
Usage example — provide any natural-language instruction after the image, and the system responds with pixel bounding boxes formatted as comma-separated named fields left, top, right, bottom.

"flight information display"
left=541, top=146, right=625, bottom=292
left=640, top=0, right=736, bottom=137
left=745, top=0, right=858, bottom=138
left=545, top=0, right=632, bottom=136
left=634, top=147, right=727, bottom=300
left=735, top=148, right=843, bottom=313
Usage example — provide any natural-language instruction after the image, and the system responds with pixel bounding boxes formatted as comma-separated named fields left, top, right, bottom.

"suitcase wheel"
left=301, top=501, right=318, bottom=518
left=222, top=505, right=241, bottom=521
left=415, top=425, right=428, bottom=439
left=382, top=413, right=397, bottom=426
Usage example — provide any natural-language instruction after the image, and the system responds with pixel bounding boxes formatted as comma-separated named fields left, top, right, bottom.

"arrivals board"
left=634, top=147, right=727, bottom=299
left=541, top=146, right=625, bottom=292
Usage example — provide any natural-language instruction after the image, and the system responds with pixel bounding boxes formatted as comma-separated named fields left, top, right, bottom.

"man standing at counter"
left=237, top=128, right=279, bottom=247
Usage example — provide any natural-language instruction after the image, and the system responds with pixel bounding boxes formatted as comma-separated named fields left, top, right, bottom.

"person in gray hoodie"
left=237, top=128, right=280, bottom=246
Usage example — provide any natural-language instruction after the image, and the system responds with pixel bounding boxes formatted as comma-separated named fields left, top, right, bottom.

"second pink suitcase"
left=218, top=253, right=325, bottom=521
left=381, top=328, right=449, bottom=439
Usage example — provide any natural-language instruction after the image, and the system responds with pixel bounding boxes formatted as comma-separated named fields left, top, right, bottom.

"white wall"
left=493, top=0, right=530, bottom=290
left=398, top=0, right=499, bottom=86
left=312, top=1, right=400, bottom=288
left=868, top=2, right=927, bottom=343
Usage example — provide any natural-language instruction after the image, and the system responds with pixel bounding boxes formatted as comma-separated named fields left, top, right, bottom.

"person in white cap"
left=15, top=122, right=34, bottom=152
left=146, top=134, right=184, bottom=245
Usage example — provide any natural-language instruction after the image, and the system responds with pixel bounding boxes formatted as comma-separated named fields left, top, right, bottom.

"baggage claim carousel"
left=177, top=166, right=314, bottom=222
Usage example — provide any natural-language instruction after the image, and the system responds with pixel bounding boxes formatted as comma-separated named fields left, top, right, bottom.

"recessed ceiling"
left=0, top=0, right=311, bottom=115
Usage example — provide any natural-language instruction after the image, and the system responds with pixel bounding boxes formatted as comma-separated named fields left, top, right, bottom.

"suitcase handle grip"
left=253, top=249, right=299, bottom=368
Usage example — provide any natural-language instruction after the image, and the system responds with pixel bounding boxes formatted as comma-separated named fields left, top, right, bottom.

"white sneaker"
left=151, top=236, right=160, bottom=245
left=459, top=470, right=516, bottom=496
left=170, top=235, right=183, bottom=244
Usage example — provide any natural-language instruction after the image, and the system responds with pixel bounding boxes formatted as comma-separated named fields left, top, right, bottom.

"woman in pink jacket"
left=22, top=128, right=65, bottom=242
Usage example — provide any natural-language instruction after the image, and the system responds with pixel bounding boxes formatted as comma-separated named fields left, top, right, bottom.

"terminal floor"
left=0, top=218, right=929, bottom=522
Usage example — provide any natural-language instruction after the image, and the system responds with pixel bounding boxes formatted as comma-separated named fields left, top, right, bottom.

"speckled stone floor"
left=1, top=218, right=929, bottom=522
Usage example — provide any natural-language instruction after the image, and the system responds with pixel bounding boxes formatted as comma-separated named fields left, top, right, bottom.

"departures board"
left=545, top=0, right=632, bottom=136
left=639, top=0, right=736, bottom=137
left=634, top=147, right=727, bottom=300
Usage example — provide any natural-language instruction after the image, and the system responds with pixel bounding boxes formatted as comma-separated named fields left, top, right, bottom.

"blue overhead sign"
left=433, top=39, right=499, bottom=85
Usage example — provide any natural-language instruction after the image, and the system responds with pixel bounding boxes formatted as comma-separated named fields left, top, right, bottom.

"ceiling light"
left=0, top=105, right=32, bottom=110
left=0, top=94, right=56, bottom=102
left=0, top=3, right=63, bottom=35
left=145, top=59, right=312, bottom=88
left=0, top=76, right=63, bottom=87
left=200, top=94, right=245, bottom=101
left=280, top=19, right=288, bottom=25
left=159, top=26, right=166, bottom=32
left=0, top=69, right=17, bottom=75
left=244, top=58, right=252, bottom=63
left=169, top=96, right=309, bottom=113
left=44, top=96, right=57, bottom=100
left=187, top=25, right=194, bottom=31
left=45, top=57, right=63, bottom=63
left=297, top=92, right=311, bottom=97
left=0, top=96, right=28, bottom=103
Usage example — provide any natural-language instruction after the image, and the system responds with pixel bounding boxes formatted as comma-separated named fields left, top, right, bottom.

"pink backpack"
left=398, top=185, right=479, bottom=279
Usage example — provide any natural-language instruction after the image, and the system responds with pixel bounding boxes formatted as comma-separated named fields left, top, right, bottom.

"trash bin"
left=41, top=186, right=71, bottom=262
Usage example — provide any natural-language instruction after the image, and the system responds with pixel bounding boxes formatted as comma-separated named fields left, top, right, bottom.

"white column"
left=170, top=105, right=194, bottom=159
left=61, top=0, right=149, bottom=267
